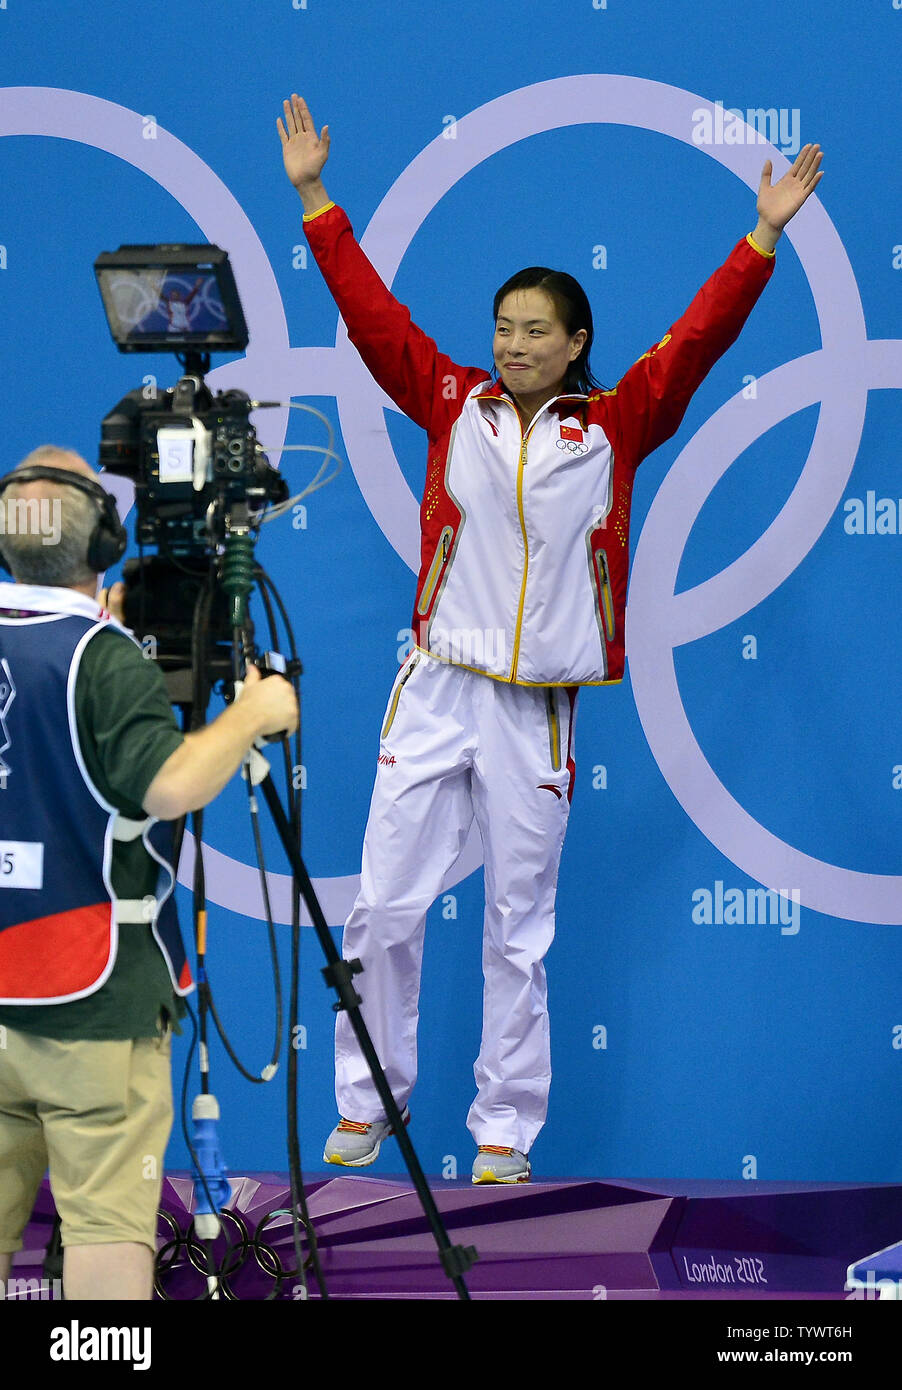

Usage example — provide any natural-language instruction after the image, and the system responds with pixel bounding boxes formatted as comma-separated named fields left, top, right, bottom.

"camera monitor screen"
left=94, top=244, right=249, bottom=353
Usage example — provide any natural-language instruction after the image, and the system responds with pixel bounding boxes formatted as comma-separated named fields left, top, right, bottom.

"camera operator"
left=0, top=445, right=298, bottom=1300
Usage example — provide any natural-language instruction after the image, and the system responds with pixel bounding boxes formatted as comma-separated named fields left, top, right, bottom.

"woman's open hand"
left=757, top=143, right=823, bottom=233
left=278, top=94, right=330, bottom=191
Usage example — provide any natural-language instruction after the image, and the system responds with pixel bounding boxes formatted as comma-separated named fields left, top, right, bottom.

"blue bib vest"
left=0, top=587, right=193, bottom=1004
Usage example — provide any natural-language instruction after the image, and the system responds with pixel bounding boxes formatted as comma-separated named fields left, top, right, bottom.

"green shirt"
left=0, top=621, right=188, bottom=1039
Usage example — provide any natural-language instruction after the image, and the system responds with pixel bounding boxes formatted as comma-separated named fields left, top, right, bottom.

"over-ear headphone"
left=0, top=465, right=127, bottom=575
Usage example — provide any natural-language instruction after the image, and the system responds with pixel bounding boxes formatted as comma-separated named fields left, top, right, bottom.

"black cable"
left=190, top=572, right=215, bottom=725
left=169, top=551, right=326, bottom=1298
left=202, top=980, right=279, bottom=1084
left=256, top=565, right=303, bottom=836
left=257, top=570, right=303, bottom=845
left=252, top=567, right=327, bottom=1298
left=234, top=612, right=320, bottom=1298
left=242, top=768, right=283, bottom=1060
left=282, top=742, right=314, bottom=1299
left=192, top=626, right=283, bottom=1083
left=183, top=573, right=283, bottom=1083
left=257, top=565, right=311, bottom=1282
left=164, top=573, right=232, bottom=1299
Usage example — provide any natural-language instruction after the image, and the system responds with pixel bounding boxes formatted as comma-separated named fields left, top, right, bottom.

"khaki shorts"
left=0, top=1022, right=173, bottom=1253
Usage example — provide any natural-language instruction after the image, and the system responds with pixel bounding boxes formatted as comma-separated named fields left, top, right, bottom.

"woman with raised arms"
left=279, top=92, right=822, bottom=1183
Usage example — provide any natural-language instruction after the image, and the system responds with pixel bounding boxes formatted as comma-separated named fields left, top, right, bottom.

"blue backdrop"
left=2, top=0, right=901, bottom=1183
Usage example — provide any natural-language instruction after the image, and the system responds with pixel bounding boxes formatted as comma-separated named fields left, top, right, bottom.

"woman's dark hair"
left=492, top=267, right=602, bottom=396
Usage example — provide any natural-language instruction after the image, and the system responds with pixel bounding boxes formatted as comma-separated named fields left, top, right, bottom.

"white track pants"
left=335, top=650, right=577, bottom=1154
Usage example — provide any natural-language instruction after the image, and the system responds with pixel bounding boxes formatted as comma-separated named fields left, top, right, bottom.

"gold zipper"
left=472, top=391, right=580, bottom=682
left=509, top=433, right=532, bottom=681
left=545, top=689, right=562, bottom=771
left=381, top=653, right=420, bottom=740
left=416, top=525, right=454, bottom=617
left=595, top=548, right=615, bottom=641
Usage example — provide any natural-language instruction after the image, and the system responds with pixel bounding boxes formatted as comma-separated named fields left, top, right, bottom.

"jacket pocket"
left=381, top=653, right=421, bottom=740
left=545, top=689, right=562, bottom=772
left=592, top=547, right=615, bottom=642
left=416, top=526, right=454, bottom=617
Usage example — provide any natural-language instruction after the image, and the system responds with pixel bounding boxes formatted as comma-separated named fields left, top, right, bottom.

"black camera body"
left=100, top=377, right=285, bottom=554
left=93, top=242, right=287, bottom=694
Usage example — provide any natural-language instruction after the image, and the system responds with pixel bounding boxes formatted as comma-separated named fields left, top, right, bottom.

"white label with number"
left=0, top=841, right=44, bottom=889
left=157, top=428, right=195, bottom=483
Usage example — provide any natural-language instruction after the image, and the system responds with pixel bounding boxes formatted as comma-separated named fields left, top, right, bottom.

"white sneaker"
left=323, top=1107, right=410, bottom=1167
left=471, top=1145, right=531, bottom=1184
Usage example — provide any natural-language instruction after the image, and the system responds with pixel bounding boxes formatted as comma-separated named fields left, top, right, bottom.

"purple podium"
left=12, top=1172, right=902, bottom=1299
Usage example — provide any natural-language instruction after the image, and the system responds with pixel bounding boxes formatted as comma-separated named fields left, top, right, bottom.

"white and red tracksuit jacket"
left=304, top=203, right=775, bottom=686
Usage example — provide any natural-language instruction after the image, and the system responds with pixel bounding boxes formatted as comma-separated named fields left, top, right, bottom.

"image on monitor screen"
left=100, top=268, right=229, bottom=341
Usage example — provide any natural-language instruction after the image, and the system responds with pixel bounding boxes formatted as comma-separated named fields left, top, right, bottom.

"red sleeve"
left=303, top=203, right=488, bottom=438
left=604, top=235, right=776, bottom=467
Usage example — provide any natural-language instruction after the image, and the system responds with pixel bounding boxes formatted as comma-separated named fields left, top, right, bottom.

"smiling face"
left=492, top=288, right=587, bottom=417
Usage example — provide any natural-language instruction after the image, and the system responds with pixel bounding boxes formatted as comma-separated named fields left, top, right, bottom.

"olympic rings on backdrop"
left=3, top=77, right=892, bottom=922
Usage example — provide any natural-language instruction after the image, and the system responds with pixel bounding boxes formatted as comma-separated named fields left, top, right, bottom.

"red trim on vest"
left=178, top=957, right=193, bottom=990
left=0, top=902, right=112, bottom=999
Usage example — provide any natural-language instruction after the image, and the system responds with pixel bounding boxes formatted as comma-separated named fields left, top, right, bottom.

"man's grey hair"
left=1, top=446, right=98, bottom=586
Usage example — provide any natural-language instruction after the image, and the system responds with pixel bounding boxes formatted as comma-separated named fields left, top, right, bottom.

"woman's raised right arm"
left=278, top=94, right=485, bottom=435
